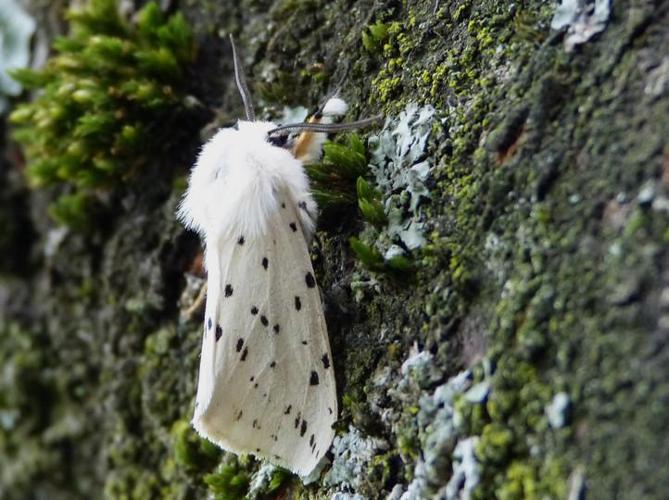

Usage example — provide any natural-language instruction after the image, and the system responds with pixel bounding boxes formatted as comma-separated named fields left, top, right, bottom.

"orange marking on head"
left=292, top=115, right=322, bottom=161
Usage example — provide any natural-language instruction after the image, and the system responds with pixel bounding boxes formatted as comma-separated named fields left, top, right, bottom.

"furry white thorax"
left=177, top=120, right=317, bottom=246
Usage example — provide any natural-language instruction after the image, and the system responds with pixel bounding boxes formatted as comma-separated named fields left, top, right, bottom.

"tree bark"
left=1, top=0, right=668, bottom=498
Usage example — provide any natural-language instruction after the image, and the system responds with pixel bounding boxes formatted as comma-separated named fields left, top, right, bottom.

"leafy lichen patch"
left=326, top=425, right=390, bottom=492
left=0, top=0, right=35, bottom=112
left=368, top=103, right=436, bottom=251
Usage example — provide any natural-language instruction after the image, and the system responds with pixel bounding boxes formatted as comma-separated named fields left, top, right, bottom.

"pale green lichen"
left=551, top=0, right=611, bottom=52
left=368, top=103, right=435, bottom=250
left=0, top=0, right=34, bottom=112
left=326, top=425, right=389, bottom=492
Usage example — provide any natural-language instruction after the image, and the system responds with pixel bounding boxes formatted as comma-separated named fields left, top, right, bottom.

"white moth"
left=177, top=37, right=379, bottom=476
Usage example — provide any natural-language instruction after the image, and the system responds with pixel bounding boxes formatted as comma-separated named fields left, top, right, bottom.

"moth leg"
left=182, top=282, right=207, bottom=320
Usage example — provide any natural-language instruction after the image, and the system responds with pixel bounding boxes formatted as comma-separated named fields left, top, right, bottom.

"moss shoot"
left=9, top=0, right=195, bottom=228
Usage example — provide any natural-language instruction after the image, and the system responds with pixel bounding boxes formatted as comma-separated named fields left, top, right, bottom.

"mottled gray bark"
left=1, top=0, right=668, bottom=498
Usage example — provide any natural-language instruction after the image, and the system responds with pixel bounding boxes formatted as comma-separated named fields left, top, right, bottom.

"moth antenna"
left=313, top=88, right=342, bottom=118
left=229, top=34, right=256, bottom=121
left=268, top=114, right=384, bottom=135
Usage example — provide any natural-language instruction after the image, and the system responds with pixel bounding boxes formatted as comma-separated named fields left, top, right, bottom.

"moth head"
left=267, top=132, right=292, bottom=149
left=229, top=35, right=383, bottom=161
left=266, top=112, right=384, bottom=163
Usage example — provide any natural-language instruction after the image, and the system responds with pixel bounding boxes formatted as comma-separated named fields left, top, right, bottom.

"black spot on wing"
left=225, top=284, right=233, bottom=297
left=281, top=202, right=286, bottom=208
left=298, top=201, right=307, bottom=211
left=295, top=296, right=302, bottom=310
left=252, top=419, right=258, bottom=429
left=260, top=315, right=268, bottom=327
left=289, top=222, right=297, bottom=232
left=328, top=407, right=333, bottom=415
left=300, top=419, right=307, bottom=437
left=321, top=354, right=330, bottom=369
left=262, top=257, right=268, bottom=269
left=235, top=410, right=243, bottom=421
left=236, top=338, right=244, bottom=352
left=310, top=371, right=319, bottom=386
left=250, top=376, right=254, bottom=382
left=270, top=361, right=276, bottom=368
left=309, top=434, right=315, bottom=447
left=284, top=405, right=292, bottom=415
left=207, top=317, right=212, bottom=330
left=241, top=347, right=248, bottom=361
left=215, top=325, right=223, bottom=341
left=237, top=235, right=245, bottom=245
left=273, top=324, right=280, bottom=334
left=301, top=340, right=308, bottom=345
left=305, top=272, right=316, bottom=288
left=251, top=306, right=258, bottom=315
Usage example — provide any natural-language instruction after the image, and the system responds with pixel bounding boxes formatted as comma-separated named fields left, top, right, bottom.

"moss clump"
left=0, top=322, right=59, bottom=495
left=172, top=420, right=221, bottom=472
left=350, top=237, right=413, bottom=275
left=305, top=133, right=368, bottom=210
left=357, top=177, right=387, bottom=229
left=306, top=130, right=414, bottom=275
left=361, top=21, right=394, bottom=54
left=265, top=467, right=291, bottom=495
left=204, top=454, right=252, bottom=500
left=9, top=0, right=195, bottom=227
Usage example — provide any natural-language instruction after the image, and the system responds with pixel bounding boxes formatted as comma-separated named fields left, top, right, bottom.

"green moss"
left=265, top=467, right=291, bottom=494
left=371, top=74, right=402, bottom=105
left=349, top=236, right=385, bottom=271
left=47, top=192, right=93, bottom=230
left=204, top=455, right=252, bottom=500
left=172, top=420, right=221, bottom=471
left=9, top=0, right=195, bottom=228
left=476, top=423, right=514, bottom=465
left=495, top=459, right=568, bottom=500
left=356, top=177, right=387, bottom=229
left=362, top=21, right=392, bottom=54
left=305, top=133, right=368, bottom=211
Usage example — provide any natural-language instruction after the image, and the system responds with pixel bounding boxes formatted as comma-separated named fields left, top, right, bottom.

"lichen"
left=550, top=0, right=611, bottom=52
left=0, top=0, right=34, bottom=113
left=246, top=463, right=290, bottom=499
left=368, top=103, right=436, bottom=251
left=392, top=366, right=475, bottom=499
left=326, top=425, right=389, bottom=494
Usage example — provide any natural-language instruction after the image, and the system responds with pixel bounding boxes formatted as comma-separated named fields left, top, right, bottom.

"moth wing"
left=192, top=189, right=336, bottom=476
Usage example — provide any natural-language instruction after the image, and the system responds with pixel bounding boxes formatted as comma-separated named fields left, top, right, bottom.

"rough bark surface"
left=1, top=0, right=668, bottom=498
